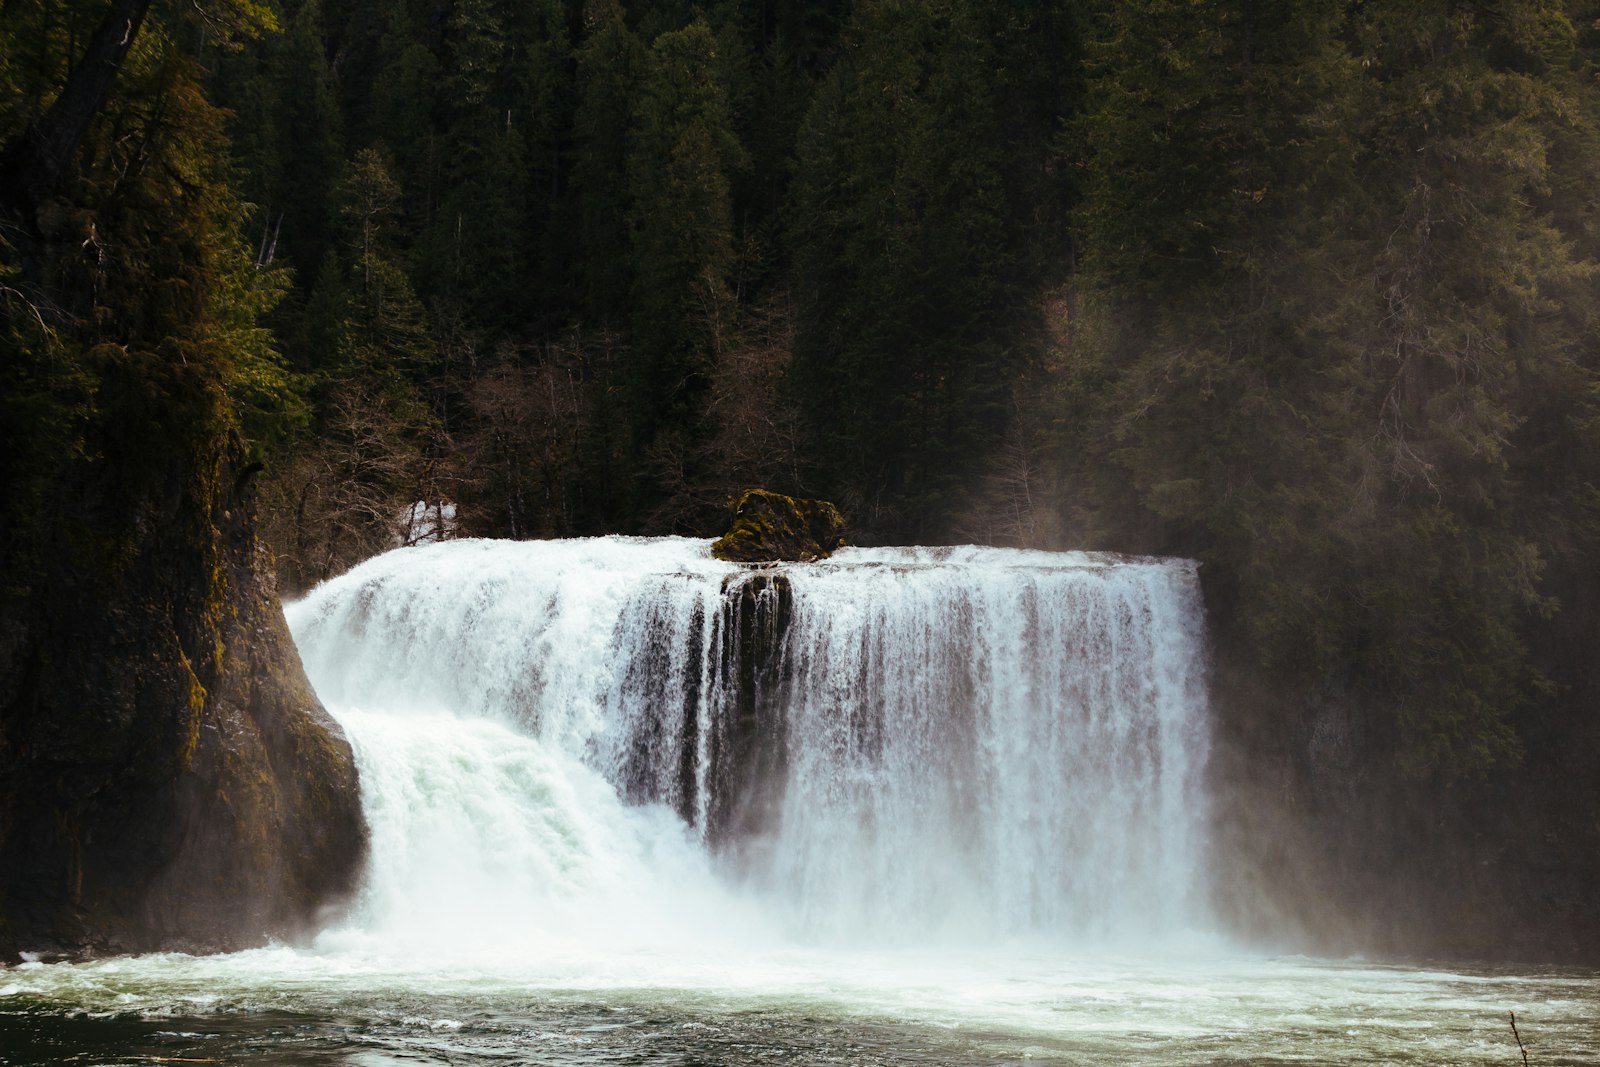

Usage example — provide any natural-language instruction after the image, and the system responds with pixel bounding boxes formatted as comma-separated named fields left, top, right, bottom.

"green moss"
left=710, top=489, right=847, bottom=563
left=177, top=648, right=208, bottom=770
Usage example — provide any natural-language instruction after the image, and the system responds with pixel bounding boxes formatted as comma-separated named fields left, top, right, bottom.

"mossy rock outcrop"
left=711, top=489, right=847, bottom=563
left=0, top=440, right=367, bottom=960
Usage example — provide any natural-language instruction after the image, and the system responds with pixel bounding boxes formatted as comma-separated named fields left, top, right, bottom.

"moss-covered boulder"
left=711, top=489, right=847, bottom=563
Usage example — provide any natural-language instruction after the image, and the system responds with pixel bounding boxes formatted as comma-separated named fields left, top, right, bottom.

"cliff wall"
left=0, top=416, right=366, bottom=959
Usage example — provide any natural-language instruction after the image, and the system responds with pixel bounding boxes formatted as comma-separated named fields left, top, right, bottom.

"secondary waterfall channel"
left=4, top=537, right=1596, bottom=1066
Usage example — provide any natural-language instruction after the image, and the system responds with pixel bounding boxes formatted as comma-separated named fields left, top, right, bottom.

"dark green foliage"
left=256, top=147, right=444, bottom=591
left=266, top=0, right=344, bottom=277
left=0, top=2, right=294, bottom=575
left=787, top=0, right=1046, bottom=540
left=573, top=0, right=645, bottom=320
left=368, top=25, right=444, bottom=223
left=335, top=148, right=436, bottom=378
left=626, top=19, right=745, bottom=520
left=1062, top=0, right=1600, bottom=777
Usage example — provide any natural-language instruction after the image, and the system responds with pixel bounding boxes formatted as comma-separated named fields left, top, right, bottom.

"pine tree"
left=267, top=0, right=344, bottom=281
left=336, top=148, right=435, bottom=380
left=514, top=0, right=576, bottom=304
left=571, top=0, right=644, bottom=321
left=626, top=17, right=745, bottom=513
left=259, top=147, right=442, bottom=590
left=368, top=6, right=444, bottom=227
left=788, top=0, right=1018, bottom=541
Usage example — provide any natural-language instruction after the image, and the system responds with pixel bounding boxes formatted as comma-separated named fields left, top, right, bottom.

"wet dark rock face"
left=0, top=456, right=366, bottom=961
left=609, top=571, right=793, bottom=858
left=704, top=573, right=792, bottom=850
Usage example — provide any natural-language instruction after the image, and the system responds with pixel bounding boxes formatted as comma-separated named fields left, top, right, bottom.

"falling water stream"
left=2, top=538, right=1595, bottom=1065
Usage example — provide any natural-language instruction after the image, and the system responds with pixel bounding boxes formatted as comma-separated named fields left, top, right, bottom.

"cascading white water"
left=763, top=546, right=1209, bottom=944
left=285, top=536, right=1210, bottom=954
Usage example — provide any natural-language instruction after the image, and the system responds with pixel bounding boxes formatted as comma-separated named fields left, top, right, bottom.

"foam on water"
left=4, top=941, right=1596, bottom=1067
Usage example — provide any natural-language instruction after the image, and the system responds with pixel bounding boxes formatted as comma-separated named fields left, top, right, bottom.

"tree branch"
left=1, top=0, right=155, bottom=215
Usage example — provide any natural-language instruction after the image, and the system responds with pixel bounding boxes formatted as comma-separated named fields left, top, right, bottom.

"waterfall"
left=286, top=537, right=1210, bottom=952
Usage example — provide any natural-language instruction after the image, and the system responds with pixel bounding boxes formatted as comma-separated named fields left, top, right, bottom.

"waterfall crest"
left=287, top=537, right=1210, bottom=949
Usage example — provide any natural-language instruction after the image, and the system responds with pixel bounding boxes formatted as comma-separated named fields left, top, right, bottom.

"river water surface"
left=3, top=948, right=1595, bottom=1065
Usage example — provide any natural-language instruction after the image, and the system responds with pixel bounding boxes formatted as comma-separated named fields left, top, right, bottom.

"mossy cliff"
left=0, top=425, right=367, bottom=960
left=711, top=490, right=847, bottom=563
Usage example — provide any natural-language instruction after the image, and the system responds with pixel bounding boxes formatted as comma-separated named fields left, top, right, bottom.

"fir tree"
left=789, top=0, right=1017, bottom=540
left=625, top=18, right=745, bottom=526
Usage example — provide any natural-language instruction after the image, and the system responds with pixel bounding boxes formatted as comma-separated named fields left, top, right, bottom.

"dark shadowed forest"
left=3, top=0, right=1599, bottom=959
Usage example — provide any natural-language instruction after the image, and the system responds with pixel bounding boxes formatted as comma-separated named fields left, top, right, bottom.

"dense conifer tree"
left=268, top=0, right=344, bottom=280
left=367, top=8, right=444, bottom=227
left=788, top=0, right=1018, bottom=539
left=625, top=18, right=745, bottom=525
left=572, top=0, right=644, bottom=321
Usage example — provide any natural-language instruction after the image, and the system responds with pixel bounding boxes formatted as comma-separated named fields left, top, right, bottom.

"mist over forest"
left=3, top=0, right=1599, bottom=962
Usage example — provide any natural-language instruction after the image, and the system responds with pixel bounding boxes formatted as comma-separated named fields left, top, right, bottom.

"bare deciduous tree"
left=457, top=337, right=588, bottom=538
left=259, top=380, right=448, bottom=593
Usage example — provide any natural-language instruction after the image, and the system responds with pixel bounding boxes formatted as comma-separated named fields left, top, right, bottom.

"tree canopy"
left=6, top=0, right=1600, bottom=793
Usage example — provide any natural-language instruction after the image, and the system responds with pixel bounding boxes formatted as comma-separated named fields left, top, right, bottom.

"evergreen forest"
left=4, top=0, right=1600, bottom=956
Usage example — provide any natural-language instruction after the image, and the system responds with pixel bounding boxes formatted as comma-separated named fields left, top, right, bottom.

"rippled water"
left=3, top=950, right=1596, bottom=1065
